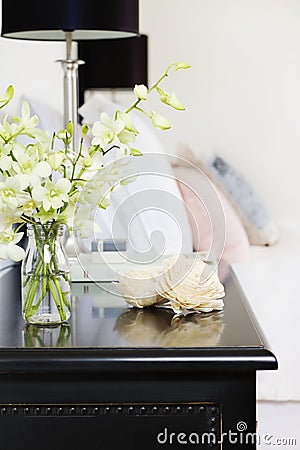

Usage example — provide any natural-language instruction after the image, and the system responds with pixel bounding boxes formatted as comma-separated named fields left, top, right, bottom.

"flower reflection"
left=159, top=313, right=225, bottom=347
left=23, top=323, right=71, bottom=348
left=115, top=308, right=224, bottom=347
left=115, top=308, right=173, bottom=345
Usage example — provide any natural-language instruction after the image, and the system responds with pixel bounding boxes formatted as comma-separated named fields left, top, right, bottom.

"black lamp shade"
left=1, top=0, right=139, bottom=40
left=78, top=34, right=148, bottom=100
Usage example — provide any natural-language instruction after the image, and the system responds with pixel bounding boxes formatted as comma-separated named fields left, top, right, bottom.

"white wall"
left=141, top=0, right=300, bottom=219
left=0, top=0, right=299, bottom=219
left=0, top=9, right=64, bottom=116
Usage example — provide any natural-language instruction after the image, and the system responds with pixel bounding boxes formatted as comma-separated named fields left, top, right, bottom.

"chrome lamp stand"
left=58, top=31, right=84, bottom=148
left=58, top=32, right=84, bottom=258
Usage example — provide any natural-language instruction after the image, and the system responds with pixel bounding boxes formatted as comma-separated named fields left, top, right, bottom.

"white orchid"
left=116, top=111, right=138, bottom=133
left=13, top=101, right=39, bottom=134
left=32, top=178, right=71, bottom=212
left=0, top=176, right=29, bottom=211
left=84, top=151, right=104, bottom=173
left=0, top=62, right=189, bottom=262
left=11, top=143, right=52, bottom=188
left=0, top=85, right=14, bottom=109
left=157, top=88, right=185, bottom=111
left=134, top=84, right=148, bottom=101
left=47, top=151, right=67, bottom=171
left=91, top=113, right=125, bottom=149
left=0, top=229, right=25, bottom=261
left=72, top=204, right=100, bottom=238
left=151, top=111, right=171, bottom=130
left=0, top=209, right=23, bottom=228
left=0, top=115, right=19, bottom=143
left=0, top=145, right=12, bottom=170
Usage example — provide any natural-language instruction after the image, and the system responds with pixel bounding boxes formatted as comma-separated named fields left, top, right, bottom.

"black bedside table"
left=0, top=263, right=277, bottom=450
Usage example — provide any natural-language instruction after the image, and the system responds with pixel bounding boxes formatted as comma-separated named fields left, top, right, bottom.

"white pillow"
left=17, top=95, right=193, bottom=258
left=81, top=94, right=194, bottom=259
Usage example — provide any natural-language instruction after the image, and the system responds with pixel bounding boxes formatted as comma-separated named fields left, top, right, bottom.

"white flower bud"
left=134, top=84, right=148, bottom=100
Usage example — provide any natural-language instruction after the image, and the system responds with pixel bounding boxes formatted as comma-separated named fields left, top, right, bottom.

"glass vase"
left=22, top=222, right=71, bottom=326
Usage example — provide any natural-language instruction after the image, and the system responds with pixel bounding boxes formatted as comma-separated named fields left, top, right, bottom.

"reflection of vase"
left=23, top=324, right=71, bottom=347
left=22, top=222, right=71, bottom=325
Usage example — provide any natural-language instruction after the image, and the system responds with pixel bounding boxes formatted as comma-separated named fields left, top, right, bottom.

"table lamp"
left=78, top=34, right=148, bottom=105
left=1, top=0, right=139, bottom=141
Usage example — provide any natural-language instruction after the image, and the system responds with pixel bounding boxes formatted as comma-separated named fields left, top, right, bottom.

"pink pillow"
left=173, top=165, right=250, bottom=264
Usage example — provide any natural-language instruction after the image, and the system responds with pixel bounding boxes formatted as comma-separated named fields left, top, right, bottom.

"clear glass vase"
left=22, top=222, right=71, bottom=326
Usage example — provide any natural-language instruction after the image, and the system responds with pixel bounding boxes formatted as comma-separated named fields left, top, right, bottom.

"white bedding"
left=258, top=402, right=300, bottom=449
left=233, top=218, right=300, bottom=402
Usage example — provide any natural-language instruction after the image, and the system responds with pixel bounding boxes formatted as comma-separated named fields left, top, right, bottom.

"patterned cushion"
left=177, top=145, right=278, bottom=246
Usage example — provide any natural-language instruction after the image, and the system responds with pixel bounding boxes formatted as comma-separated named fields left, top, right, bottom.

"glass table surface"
left=0, top=263, right=263, bottom=349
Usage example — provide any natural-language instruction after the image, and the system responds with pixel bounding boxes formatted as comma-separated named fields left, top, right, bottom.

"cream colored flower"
left=119, top=255, right=225, bottom=315
left=118, top=268, right=167, bottom=308
left=156, top=256, right=225, bottom=314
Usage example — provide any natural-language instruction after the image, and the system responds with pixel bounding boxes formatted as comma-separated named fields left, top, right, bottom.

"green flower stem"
left=51, top=132, right=56, bottom=150
left=48, top=246, right=71, bottom=311
left=126, top=64, right=174, bottom=115
left=70, top=137, right=84, bottom=182
left=134, top=107, right=152, bottom=119
left=27, top=262, right=48, bottom=315
left=48, top=279, right=66, bottom=322
left=15, top=221, right=28, bottom=233
left=23, top=257, right=43, bottom=309
left=24, top=277, right=40, bottom=322
left=53, top=277, right=67, bottom=320
left=7, top=126, right=25, bottom=143
left=22, top=275, right=30, bottom=288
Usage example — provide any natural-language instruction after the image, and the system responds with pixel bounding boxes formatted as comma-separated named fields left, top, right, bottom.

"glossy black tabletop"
left=0, top=263, right=277, bottom=373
